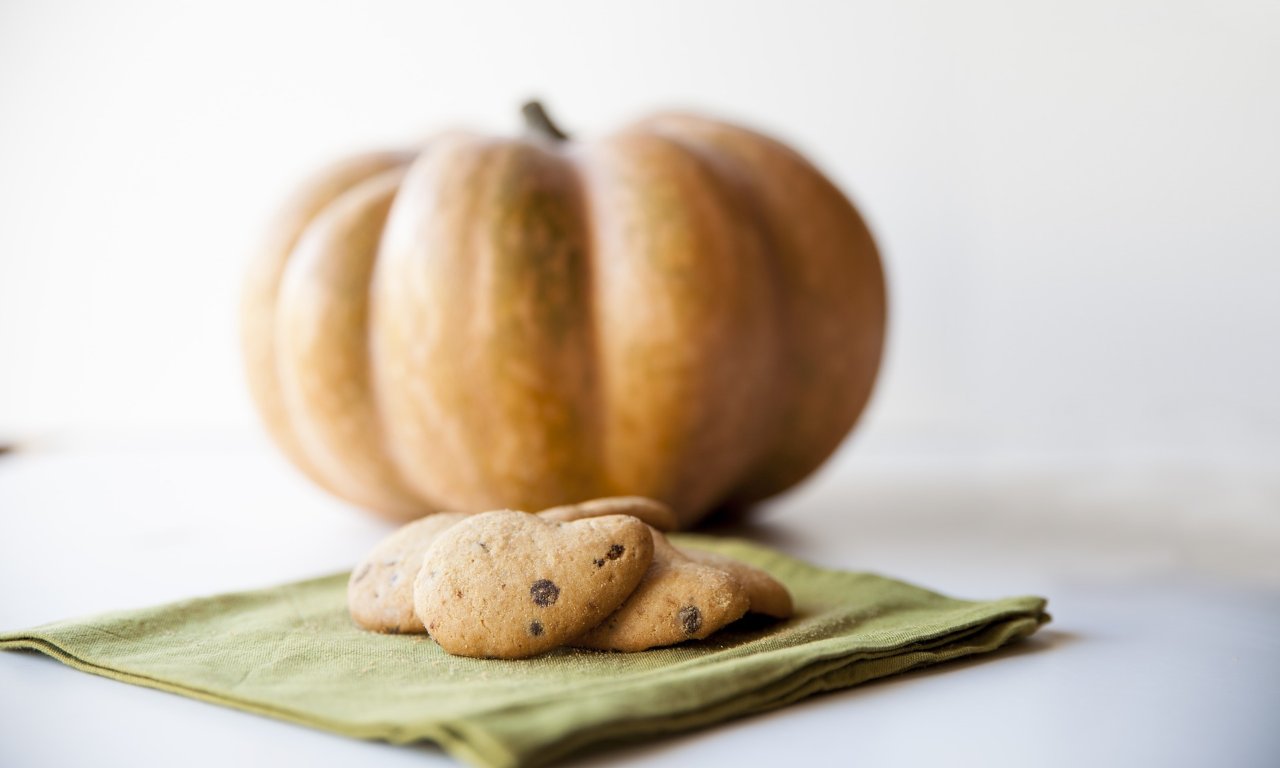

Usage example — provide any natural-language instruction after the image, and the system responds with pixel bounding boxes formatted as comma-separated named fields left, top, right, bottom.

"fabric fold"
left=1, top=534, right=1048, bottom=768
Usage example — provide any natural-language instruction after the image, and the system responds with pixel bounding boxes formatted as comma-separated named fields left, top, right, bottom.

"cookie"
left=537, top=496, right=678, bottom=532
left=347, top=512, right=469, bottom=633
left=414, top=510, right=654, bottom=658
left=574, top=528, right=750, bottom=652
left=680, top=547, right=793, bottom=618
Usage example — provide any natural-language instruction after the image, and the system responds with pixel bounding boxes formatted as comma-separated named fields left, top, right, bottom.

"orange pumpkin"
left=241, top=103, right=885, bottom=527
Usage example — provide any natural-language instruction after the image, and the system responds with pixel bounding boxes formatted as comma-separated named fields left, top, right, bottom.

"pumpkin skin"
left=241, top=106, right=885, bottom=527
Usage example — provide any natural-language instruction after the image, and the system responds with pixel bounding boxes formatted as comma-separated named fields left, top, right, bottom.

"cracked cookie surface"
left=414, top=510, right=654, bottom=658
left=681, top=547, right=793, bottom=619
left=347, top=512, right=470, bottom=633
left=537, top=496, right=678, bottom=532
left=575, top=528, right=751, bottom=652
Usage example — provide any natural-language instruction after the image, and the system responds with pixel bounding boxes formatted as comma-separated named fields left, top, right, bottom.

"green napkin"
left=1, top=535, right=1048, bottom=767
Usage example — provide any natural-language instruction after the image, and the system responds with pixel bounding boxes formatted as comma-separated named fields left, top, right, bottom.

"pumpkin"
left=241, top=103, right=885, bottom=527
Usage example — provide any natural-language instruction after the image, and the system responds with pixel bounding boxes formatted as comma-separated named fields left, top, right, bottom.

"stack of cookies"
left=347, top=497, right=793, bottom=658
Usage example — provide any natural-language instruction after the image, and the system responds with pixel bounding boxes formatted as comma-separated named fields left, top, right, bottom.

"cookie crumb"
left=530, top=579, right=560, bottom=606
left=678, top=605, right=702, bottom=635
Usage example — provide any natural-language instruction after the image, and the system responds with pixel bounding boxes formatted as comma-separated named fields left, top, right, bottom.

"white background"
left=1, top=4, right=1279, bottom=767
left=2, top=0, right=1278, bottom=468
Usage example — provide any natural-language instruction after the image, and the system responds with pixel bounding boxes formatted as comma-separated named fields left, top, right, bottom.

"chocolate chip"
left=678, top=605, right=702, bottom=635
left=529, top=620, right=544, bottom=637
left=606, top=544, right=625, bottom=560
left=530, top=579, right=560, bottom=606
left=593, top=558, right=605, bottom=568
left=477, top=541, right=489, bottom=552
left=455, top=589, right=463, bottom=599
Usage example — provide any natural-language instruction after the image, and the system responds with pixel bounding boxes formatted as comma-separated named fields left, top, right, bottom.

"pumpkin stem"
left=522, top=100, right=570, bottom=142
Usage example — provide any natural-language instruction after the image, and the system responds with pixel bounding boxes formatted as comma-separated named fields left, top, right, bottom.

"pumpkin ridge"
left=372, top=138, right=604, bottom=512
left=242, top=151, right=413, bottom=500
left=639, top=116, right=886, bottom=504
left=577, top=131, right=781, bottom=523
left=557, top=145, right=612, bottom=502
left=276, top=167, right=432, bottom=518
left=634, top=128, right=794, bottom=510
left=370, top=135, right=495, bottom=509
left=472, top=140, right=604, bottom=509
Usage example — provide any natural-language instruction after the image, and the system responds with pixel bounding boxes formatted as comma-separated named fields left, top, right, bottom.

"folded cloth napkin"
left=1, top=535, right=1048, bottom=767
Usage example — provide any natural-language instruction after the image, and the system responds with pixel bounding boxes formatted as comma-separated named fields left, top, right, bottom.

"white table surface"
left=1, top=437, right=1277, bottom=767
